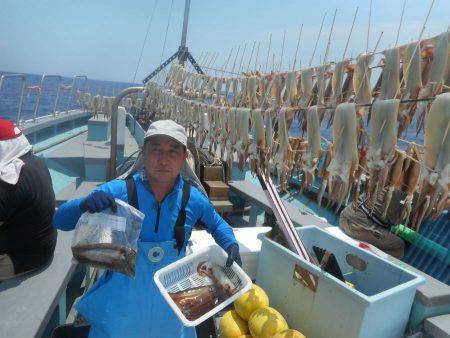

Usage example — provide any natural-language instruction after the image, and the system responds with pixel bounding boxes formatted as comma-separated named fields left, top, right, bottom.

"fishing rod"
left=309, top=12, right=327, bottom=67
left=292, top=24, right=304, bottom=71
left=265, top=33, right=272, bottom=74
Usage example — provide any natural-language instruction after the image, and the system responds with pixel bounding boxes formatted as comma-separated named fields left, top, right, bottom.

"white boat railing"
left=0, top=73, right=27, bottom=123
left=65, top=75, right=88, bottom=113
left=34, top=74, right=62, bottom=120
left=0, top=73, right=89, bottom=124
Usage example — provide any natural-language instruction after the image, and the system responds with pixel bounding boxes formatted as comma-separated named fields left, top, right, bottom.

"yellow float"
left=234, top=284, right=270, bottom=321
left=248, top=307, right=288, bottom=338
left=219, top=310, right=249, bottom=338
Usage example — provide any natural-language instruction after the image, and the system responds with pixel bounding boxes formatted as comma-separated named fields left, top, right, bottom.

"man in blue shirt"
left=53, top=120, right=241, bottom=338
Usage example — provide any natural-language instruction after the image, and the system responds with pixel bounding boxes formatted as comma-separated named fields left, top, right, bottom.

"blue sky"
left=1, top=0, right=449, bottom=83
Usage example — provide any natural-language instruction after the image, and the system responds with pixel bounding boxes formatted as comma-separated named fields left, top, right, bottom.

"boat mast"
left=143, top=0, right=203, bottom=84
left=179, top=0, right=190, bottom=65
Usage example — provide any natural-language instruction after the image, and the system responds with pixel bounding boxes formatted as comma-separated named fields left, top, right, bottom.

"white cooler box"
left=187, top=227, right=271, bottom=280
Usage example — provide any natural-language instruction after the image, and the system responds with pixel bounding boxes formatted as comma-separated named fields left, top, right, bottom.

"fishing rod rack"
left=0, top=74, right=88, bottom=124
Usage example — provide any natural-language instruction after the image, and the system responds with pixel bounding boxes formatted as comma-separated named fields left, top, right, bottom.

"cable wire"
left=160, top=0, right=175, bottom=65
left=132, top=0, right=159, bottom=84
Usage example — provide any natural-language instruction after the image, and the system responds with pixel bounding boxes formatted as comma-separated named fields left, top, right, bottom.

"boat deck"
left=34, top=118, right=139, bottom=200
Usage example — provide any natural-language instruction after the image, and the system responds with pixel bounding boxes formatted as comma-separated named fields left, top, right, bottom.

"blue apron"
left=75, top=240, right=197, bottom=338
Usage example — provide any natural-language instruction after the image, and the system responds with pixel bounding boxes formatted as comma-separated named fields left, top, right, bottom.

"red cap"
left=0, top=119, right=23, bottom=141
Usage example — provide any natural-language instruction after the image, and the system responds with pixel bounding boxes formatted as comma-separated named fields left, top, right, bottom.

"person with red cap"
left=0, top=119, right=57, bottom=281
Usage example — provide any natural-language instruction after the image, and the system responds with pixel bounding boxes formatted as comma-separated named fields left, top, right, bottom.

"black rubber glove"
left=225, top=243, right=242, bottom=267
left=79, top=191, right=117, bottom=213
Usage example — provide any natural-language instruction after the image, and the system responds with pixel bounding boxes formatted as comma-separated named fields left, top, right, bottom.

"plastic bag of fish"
left=71, top=199, right=144, bottom=277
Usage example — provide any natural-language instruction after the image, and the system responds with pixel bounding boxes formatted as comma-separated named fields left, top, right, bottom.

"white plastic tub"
left=256, top=226, right=425, bottom=338
left=154, top=245, right=252, bottom=326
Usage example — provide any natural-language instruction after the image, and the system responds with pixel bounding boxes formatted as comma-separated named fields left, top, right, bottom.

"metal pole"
left=75, top=75, right=88, bottom=109
left=178, top=0, right=191, bottom=65
left=29, top=86, right=42, bottom=122
left=17, top=82, right=27, bottom=124
left=33, top=75, right=45, bottom=121
left=66, top=76, right=76, bottom=113
left=53, top=82, right=62, bottom=117
left=180, top=0, right=190, bottom=48
left=109, top=86, right=144, bottom=180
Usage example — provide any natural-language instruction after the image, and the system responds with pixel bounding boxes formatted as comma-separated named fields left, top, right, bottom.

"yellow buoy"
left=219, top=310, right=249, bottom=338
left=271, top=328, right=307, bottom=338
left=234, top=284, right=270, bottom=320
left=248, top=307, right=288, bottom=338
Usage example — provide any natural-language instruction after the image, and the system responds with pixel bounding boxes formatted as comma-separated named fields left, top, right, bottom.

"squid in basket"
left=168, top=261, right=243, bottom=321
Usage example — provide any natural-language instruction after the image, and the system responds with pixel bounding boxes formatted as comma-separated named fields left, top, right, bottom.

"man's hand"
left=79, top=191, right=117, bottom=213
left=225, top=243, right=242, bottom=267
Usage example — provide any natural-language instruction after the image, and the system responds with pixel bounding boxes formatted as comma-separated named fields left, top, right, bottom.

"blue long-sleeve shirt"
left=53, top=173, right=237, bottom=250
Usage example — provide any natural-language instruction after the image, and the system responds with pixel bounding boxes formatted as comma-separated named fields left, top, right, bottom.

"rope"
left=132, top=0, right=159, bottom=84
left=159, top=0, right=175, bottom=65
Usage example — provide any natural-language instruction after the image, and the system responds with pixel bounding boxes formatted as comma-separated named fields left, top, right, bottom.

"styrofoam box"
left=187, top=227, right=271, bottom=280
left=154, top=245, right=252, bottom=327
left=256, top=225, right=425, bottom=338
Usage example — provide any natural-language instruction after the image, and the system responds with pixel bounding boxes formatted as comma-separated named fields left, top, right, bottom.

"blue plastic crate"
left=256, top=226, right=425, bottom=338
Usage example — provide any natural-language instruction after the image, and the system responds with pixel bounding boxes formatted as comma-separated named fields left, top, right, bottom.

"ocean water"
left=0, top=71, right=137, bottom=122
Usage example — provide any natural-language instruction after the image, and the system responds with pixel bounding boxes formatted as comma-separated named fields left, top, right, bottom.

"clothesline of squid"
left=165, top=30, right=448, bottom=111
left=145, top=79, right=440, bottom=177
left=145, top=77, right=449, bottom=231
left=168, top=29, right=447, bottom=91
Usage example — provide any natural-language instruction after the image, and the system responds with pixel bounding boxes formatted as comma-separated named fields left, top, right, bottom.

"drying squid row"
left=142, top=28, right=449, bottom=230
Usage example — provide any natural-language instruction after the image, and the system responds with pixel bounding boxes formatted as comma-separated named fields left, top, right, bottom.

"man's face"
left=143, top=135, right=187, bottom=184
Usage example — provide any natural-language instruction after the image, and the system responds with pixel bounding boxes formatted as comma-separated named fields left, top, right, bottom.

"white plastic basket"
left=154, top=244, right=252, bottom=326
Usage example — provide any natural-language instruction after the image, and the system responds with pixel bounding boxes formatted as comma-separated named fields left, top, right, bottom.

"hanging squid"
left=317, top=140, right=333, bottom=209
left=416, top=31, right=449, bottom=133
left=226, top=107, right=237, bottom=176
left=398, top=41, right=423, bottom=135
left=197, top=104, right=208, bottom=148
left=249, top=108, right=266, bottom=174
left=331, top=60, right=346, bottom=106
left=401, top=143, right=422, bottom=228
left=353, top=53, right=374, bottom=105
left=274, top=107, right=293, bottom=192
left=224, top=78, right=232, bottom=105
left=304, top=106, right=323, bottom=189
left=283, top=71, right=298, bottom=107
left=315, top=65, right=329, bottom=106
left=247, top=75, right=259, bottom=109
left=367, top=99, right=401, bottom=203
left=382, top=147, right=406, bottom=218
left=412, top=93, right=450, bottom=230
left=380, top=47, right=401, bottom=100
left=234, top=107, right=251, bottom=171
left=214, top=77, right=224, bottom=105
left=298, top=68, right=314, bottom=109
left=326, top=103, right=358, bottom=211
left=271, top=73, right=283, bottom=107
left=218, top=106, right=228, bottom=159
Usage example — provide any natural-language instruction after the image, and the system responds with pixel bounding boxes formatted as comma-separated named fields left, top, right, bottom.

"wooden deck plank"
left=228, top=180, right=330, bottom=229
